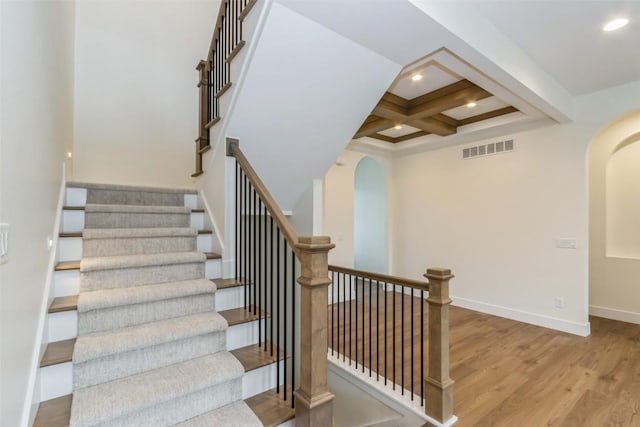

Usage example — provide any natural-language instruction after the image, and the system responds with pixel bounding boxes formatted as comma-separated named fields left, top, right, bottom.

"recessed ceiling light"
left=466, top=102, right=477, bottom=108
left=411, top=74, right=423, bottom=81
left=393, top=125, right=403, bottom=130
left=603, top=18, right=629, bottom=32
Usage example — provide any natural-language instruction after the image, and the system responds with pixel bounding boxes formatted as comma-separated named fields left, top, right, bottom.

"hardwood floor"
left=328, top=290, right=640, bottom=426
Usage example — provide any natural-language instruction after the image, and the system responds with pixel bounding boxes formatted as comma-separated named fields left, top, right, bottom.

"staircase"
left=34, top=182, right=294, bottom=426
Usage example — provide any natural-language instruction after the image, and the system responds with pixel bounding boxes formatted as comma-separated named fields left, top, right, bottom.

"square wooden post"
left=294, top=236, right=335, bottom=427
left=424, top=267, right=455, bottom=424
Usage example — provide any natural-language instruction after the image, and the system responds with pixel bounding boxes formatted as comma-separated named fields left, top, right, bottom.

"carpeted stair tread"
left=70, top=352, right=244, bottom=426
left=73, top=311, right=227, bottom=364
left=85, top=204, right=191, bottom=214
left=80, top=251, right=205, bottom=272
left=176, top=401, right=261, bottom=427
left=77, top=279, right=216, bottom=312
left=83, top=227, right=198, bottom=239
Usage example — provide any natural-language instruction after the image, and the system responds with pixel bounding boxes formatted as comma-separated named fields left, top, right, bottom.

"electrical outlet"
left=554, top=297, right=565, bottom=309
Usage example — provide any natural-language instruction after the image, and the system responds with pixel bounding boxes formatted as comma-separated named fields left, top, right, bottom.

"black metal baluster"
left=369, top=278, right=372, bottom=377
left=261, top=200, right=266, bottom=351
left=337, top=272, right=340, bottom=358
left=342, top=272, right=346, bottom=362
left=243, top=173, right=248, bottom=309
left=421, top=289, right=424, bottom=406
left=349, top=274, right=352, bottom=365
left=355, top=275, right=358, bottom=370
left=252, top=188, right=257, bottom=314
left=276, top=228, right=281, bottom=394
left=411, top=287, right=414, bottom=400
left=362, top=276, right=365, bottom=374
left=393, top=284, right=396, bottom=391
left=376, top=279, right=379, bottom=381
left=235, top=162, right=239, bottom=282
left=384, top=281, right=387, bottom=386
left=270, top=216, right=274, bottom=356
left=331, top=271, right=334, bottom=356
left=401, top=285, right=405, bottom=395
left=283, top=240, right=288, bottom=401
left=291, top=249, right=296, bottom=409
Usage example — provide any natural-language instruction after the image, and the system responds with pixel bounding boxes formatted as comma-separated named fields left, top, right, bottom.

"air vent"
left=462, top=139, right=515, bottom=160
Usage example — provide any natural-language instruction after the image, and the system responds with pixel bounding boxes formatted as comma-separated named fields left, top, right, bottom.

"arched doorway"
left=353, top=156, right=387, bottom=273
left=589, top=110, right=640, bottom=324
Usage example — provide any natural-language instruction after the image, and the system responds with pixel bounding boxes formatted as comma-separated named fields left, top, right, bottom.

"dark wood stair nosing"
left=63, top=207, right=206, bottom=213
left=219, top=306, right=270, bottom=327
left=34, top=395, right=72, bottom=427
left=245, top=387, right=295, bottom=427
left=59, top=229, right=213, bottom=239
left=226, top=40, right=245, bottom=63
left=40, top=338, right=75, bottom=368
left=49, top=295, right=78, bottom=313
left=232, top=342, right=289, bottom=373
left=213, top=277, right=251, bottom=290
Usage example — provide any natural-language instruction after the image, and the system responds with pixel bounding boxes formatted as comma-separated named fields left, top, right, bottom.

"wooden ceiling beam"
left=432, top=113, right=459, bottom=127
left=372, top=98, right=407, bottom=122
left=393, top=131, right=430, bottom=143
left=368, top=133, right=397, bottom=143
left=458, top=106, right=519, bottom=127
left=354, top=116, right=395, bottom=138
left=406, top=117, right=457, bottom=136
left=407, top=85, right=492, bottom=121
left=408, top=80, right=474, bottom=109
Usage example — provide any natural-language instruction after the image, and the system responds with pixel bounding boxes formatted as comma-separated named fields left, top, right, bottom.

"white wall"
left=393, top=124, right=591, bottom=335
left=72, top=0, right=219, bottom=188
left=0, top=1, right=75, bottom=425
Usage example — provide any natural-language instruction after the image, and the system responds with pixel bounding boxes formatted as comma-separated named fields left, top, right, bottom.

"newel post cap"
left=296, top=235, right=335, bottom=251
left=424, top=267, right=454, bottom=281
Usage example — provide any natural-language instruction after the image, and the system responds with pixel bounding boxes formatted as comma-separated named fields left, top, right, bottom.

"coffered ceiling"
left=354, top=63, right=520, bottom=144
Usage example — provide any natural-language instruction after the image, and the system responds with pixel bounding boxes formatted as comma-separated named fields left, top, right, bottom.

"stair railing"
left=327, top=265, right=455, bottom=425
left=227, top=137, right=335, bottom=425
left=193, top=0, right=256, bottom=177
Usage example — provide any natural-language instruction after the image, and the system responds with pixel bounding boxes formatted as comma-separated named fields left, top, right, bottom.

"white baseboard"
left=452, top=296, right=591, bottom=337
left=590, top=305, right=640, bottom=325
left=23, top=163, right=67, bottom=427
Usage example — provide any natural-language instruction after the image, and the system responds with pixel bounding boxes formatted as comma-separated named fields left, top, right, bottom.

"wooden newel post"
left=294, top=236, right=335, bottom=427
left=424, top=267, right=455, bottom=424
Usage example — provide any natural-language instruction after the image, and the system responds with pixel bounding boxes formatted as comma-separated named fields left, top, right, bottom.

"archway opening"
left=354, top=156, right=387, bottom=273
left=589, top=110, right=640, bottom=323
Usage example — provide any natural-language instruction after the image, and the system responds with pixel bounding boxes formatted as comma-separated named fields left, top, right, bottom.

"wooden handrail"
left=328, top=264, right=430, bottom=291
left=226, top=138, right=300, bottom=256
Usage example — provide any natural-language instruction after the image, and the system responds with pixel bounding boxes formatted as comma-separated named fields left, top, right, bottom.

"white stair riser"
left=65, top=188, right=198, bottom=209
left=40, top=362, right=72, bottom=401
left=215, top=287, right=245, bottom=312
left=184, top=194, right=198, bottom=209
left=242, top=360, right=285, bottom=399
left=57, top=236, right=214, bottom=260
left=54, top=270, right=80, bottom=297
left=227, top=321, right=259, bottom=351
left=58, top=238, right=82, bottom=262
left=65, top=188, right=87, bottom=207
left=205, top=259, right=221, bottom=280
left=197, top=234, right=212, bottom=252
left=61, top=212, right=208, bottom=234
left=190, top=212, right=204, bottom=229
left=48, top=311, right=77, bottom=342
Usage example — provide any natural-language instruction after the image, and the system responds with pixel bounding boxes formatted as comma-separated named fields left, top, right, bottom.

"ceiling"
left=472, top=1, right=640, bottom=96
left=279, top=0, right=640, bottom=148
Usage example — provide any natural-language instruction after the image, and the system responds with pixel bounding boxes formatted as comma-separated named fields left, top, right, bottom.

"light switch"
left=0, top=223, right=9, bottom=264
